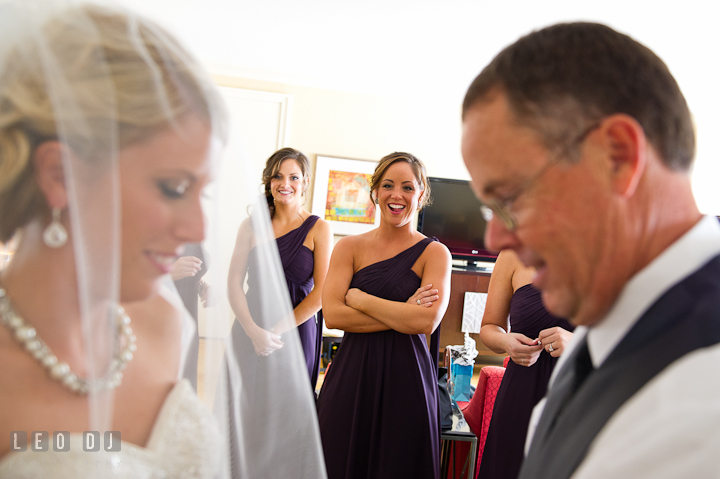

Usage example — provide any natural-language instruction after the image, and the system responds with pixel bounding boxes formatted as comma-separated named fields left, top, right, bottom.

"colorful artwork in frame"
left=324, top=170, right=375, bottom=224
left=311, top=155, right=380, bottom=235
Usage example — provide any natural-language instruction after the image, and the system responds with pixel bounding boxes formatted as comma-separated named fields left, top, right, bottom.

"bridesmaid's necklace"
left=0, top=287, right=137, bottom=395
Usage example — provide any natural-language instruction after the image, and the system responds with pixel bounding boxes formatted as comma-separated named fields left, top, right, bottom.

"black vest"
left=518, top=254, right=720, bottom=479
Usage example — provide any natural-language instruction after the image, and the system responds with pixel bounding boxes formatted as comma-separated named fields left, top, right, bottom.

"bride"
left=0, top=2, right=325, bottom=478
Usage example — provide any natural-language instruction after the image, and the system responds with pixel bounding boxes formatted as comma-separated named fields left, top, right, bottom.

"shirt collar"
left=586, top=215, right=720, bottom=367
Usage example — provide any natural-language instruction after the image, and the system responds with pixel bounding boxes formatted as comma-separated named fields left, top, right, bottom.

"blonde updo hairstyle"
left=370, top=151, right=432, bottom=209
left=0, top=5, right=224, bottom=242
left=261, top=147, right=310, bottom=218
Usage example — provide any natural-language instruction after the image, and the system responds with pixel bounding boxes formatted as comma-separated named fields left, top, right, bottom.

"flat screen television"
left=417, top=177, right=498, bottom=267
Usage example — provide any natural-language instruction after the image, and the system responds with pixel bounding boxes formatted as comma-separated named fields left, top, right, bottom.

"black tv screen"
left=417, top=177, right=498, bottom=265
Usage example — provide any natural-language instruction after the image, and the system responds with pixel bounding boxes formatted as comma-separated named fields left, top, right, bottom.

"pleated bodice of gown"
left=241, top=215, right=323, bottom=387
left=225, top=215, right=324, bottom=478
left=273, top=215, right=323, bottom=386
left=317, top=237, right=440, bottom=479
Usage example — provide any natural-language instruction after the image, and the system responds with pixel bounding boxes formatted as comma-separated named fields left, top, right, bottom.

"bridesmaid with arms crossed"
left=477, top=250, right=574, bottom=479
left=317, top=152, right=452, bottom=479
left=228, top=148, right=332, bottom=388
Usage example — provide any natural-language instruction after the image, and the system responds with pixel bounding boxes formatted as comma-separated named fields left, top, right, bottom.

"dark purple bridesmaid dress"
left=477, top=284, right=574, bottom=479
left=226, top=216, right=324, bottom=477
left=275, top=215, right=324, bottom=387
left=230, top=214, right=323, bottom=388
left=316, top=237, right=440, bottom=479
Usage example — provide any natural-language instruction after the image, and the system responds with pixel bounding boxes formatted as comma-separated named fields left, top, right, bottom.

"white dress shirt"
left=526, top=215, right=720, bottom=478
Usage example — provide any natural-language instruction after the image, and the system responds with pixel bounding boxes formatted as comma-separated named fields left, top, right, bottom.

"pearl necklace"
left=0, top=287, right=137, bottom=395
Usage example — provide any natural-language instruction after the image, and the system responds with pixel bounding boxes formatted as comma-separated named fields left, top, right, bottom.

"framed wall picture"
left=311, top=155, right=380, bottom=236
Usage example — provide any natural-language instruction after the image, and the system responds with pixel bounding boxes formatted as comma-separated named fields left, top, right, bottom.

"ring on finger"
left=416, top=299, right=422, bottom=305
left=548, top=344, right=555, bottom=353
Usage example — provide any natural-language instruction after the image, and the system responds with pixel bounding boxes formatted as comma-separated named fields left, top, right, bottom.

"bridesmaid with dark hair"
left=227, top=147, right=333, bottom=388
left=477, top=249, right=574, bottom=479
left=317, top=152, right=452, bottom=479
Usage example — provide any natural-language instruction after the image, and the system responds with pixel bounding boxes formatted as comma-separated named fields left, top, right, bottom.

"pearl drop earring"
left=43, top=208, right=68, bottom=248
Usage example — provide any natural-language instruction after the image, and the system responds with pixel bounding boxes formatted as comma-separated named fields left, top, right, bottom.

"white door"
left=199, top=87, right=291, bottom=338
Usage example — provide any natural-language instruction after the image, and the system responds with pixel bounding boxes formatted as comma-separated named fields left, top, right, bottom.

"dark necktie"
left=563, top=337, right=594, bottom=412
left=517, top=336, right=595, bottom=479
left=524, top=335, right=595, bottom=461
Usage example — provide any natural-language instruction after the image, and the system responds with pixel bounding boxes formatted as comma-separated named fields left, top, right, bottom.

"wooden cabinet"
left=437, top=268, right=503, bottom=357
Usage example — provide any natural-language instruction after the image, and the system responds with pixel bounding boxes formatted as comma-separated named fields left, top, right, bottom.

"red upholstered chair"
left=446, top=362, right=506, bottom=478
left=465, top=366, right=505, bottom=470
left=457, top=358, right=509, bottom=411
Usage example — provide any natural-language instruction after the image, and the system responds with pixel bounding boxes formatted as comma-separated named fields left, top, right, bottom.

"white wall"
left=212, top=74, right=468, bottom=208
left=198, top=87, right=292, bottom=338
left=120, top=0, right=720, bottom=214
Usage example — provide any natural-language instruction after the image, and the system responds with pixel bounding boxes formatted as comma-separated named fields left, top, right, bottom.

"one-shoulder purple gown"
left=276, top=215, right=324, bottom=387
left=477, top=284, right=574, bottom=479
left=230, top=215, right=323, bottom=388
left=316, top=237, right=440, bottom=479
left=225, top=216, right=323, bottom=477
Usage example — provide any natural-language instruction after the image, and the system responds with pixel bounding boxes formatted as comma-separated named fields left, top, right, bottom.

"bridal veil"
left=0, top=1, right=326, bottom=477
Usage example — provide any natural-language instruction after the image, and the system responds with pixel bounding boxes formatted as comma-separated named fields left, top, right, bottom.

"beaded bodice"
left=0, top=380, right=222, bottom=478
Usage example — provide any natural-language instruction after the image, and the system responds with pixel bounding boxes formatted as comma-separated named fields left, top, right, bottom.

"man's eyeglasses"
left=479, top=159, right=558, bottom=231
left=479, top=121, right=601, bottom=232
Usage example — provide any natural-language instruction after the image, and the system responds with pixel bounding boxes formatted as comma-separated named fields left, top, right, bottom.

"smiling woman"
left=0, top=2, right=326, bottom=478
left=317, top=152, right=452, bottom=479
left=119, top=116, right=212, bottom=301
left=227, top=147, right=332, bottom=388
left=223, top=146, right=332, bottom=476
left=0, top=2, right=225, bottom=475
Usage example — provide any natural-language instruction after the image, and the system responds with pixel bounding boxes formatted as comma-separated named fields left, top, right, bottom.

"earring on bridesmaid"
left=43, top=208, right=68, bottom=248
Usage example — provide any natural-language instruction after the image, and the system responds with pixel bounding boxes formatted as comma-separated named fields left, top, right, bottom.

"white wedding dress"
left=0, top=380, right=222, bottom=478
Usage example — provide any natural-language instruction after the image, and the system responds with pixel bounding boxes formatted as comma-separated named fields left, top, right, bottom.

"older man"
left=461, top=22, right=720, bottom=479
